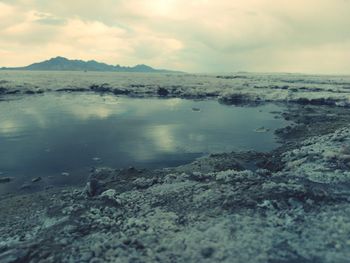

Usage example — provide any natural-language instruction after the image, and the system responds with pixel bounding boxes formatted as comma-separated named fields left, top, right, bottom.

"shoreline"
left=1, top=71, right=350, bottom=107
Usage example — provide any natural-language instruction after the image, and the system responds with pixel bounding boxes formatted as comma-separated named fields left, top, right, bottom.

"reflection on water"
left=0, top=93, right=287, bottom=193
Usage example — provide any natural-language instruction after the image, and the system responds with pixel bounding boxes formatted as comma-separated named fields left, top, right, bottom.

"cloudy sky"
left=0, top=0, right=349, bottom=73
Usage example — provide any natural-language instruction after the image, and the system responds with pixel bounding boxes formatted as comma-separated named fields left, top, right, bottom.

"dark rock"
left=205, top=92, right=218, bottom=97
left=201, top=247, right=215, bottom=258
left=133, top=177, right=157, bottom=189
left=309, top=98, right=336, bottom=106
left=56, top=88, right=89, bottom=92
left=31, top=177, right=42, bottom=183
left=0, top=87, right=8, bottom=94
left=6, top=90, right=20, bottom=95
left=219, top=93, right=254, bottom=105
left=293, top=98, right=337, bottom=106
left=112, top=88, right=130, bottom=95
left=132, top=239, right=145, bottom=250
left=130, top=84, right=146, bottom=88
left=0, top=177, right=12, bottom=184
left=216, top=75, right=247, bottom=79
left=157, top=87, right=169, bottom=96
left=89, top=83, right=111, bottom=93
left=128, top=166, right=136, bottom=172
left=86, top=178, right=101, bottom=197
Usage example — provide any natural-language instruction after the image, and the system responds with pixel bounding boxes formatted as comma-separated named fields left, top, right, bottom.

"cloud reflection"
left=147, top=125, right=177, bottom=152
left=0, top=120, right=20, bottom=134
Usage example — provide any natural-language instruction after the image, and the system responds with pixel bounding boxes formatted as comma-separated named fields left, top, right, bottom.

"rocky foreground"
left=0, top=102, right=350, bottom=262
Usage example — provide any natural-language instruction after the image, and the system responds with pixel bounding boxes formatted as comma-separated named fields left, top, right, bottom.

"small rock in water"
left=61, top=172, right=70, bottom=176
left=31, top=177, right=42, bottom=183
left=254, top=126, right=270, bottom=133
left=192, top=107, right=201, bottom=112
left=0, top=177, right=12, bottom=184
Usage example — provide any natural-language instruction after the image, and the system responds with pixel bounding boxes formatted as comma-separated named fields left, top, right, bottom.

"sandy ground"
left=1, top=72, right=350, bottom=262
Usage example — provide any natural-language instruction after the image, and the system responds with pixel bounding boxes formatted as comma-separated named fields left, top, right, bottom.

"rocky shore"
left=1, top=72, right=350, bottom=107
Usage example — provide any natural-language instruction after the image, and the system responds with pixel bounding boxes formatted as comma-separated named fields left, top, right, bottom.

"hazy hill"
left=1, top=57, right=181, bottom=73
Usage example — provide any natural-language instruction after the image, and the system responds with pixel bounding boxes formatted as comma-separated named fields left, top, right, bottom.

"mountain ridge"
left=1, top=56, right=182, bottom=73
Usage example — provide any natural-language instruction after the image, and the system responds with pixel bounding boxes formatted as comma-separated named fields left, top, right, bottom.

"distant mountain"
left=1, top=57, right=181, bottom=73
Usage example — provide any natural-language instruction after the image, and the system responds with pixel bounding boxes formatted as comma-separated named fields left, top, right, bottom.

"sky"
left=0, top=0, right=349, bottom=74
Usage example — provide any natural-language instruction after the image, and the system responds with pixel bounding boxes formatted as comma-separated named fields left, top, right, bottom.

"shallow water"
left=0, top=93, right=287, bottom=193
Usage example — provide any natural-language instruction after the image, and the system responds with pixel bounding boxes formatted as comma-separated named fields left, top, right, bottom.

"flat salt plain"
left=1, top=71, right=350, bottom=263
left=1, top=71, right=350, bottom=105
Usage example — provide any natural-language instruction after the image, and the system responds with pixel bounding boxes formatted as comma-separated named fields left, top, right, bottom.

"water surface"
left=0, top=93, right=287, bottom=193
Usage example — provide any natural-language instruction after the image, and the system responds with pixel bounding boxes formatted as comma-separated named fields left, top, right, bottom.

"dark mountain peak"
left=49, top=56, right=69, bottom=62
left=53, top=56, right=67, bottom=60
left=134, top=64, right=152, bottom=69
